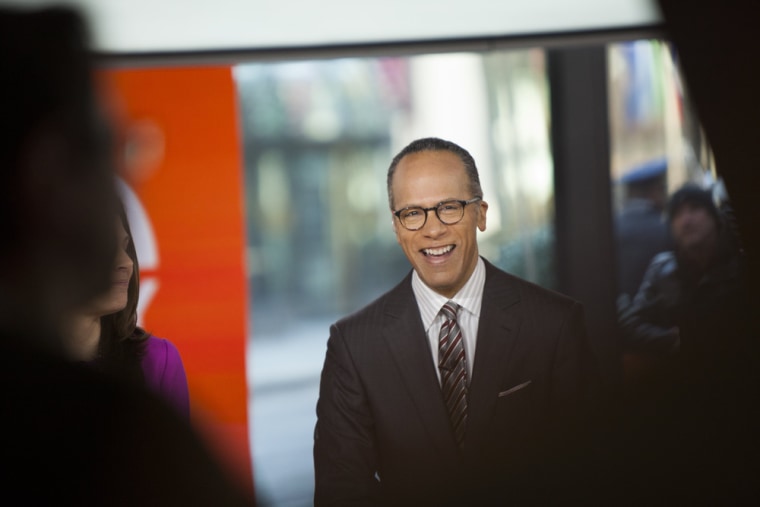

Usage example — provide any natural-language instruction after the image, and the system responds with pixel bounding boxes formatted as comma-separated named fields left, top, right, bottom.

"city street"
left=248, top=318, right=333, bottom=506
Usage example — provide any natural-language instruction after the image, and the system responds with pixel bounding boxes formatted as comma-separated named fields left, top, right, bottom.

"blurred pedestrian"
left=614, top=158, right=673, bottom=300
left=619, top=183, right=749, bottom=372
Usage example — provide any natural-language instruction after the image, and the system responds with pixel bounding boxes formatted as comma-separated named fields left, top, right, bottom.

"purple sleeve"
left=141, top=336, right=190, bottom=420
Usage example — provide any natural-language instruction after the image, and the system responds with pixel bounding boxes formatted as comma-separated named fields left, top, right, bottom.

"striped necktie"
left=438, top=301, right=468, bottom=448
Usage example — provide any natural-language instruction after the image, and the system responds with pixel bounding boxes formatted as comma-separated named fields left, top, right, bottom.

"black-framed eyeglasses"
left=393, top=196, right=482, bottom=231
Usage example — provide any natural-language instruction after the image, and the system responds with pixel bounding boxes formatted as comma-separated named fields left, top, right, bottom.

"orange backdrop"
left=100, top=66, right=252, bottom=495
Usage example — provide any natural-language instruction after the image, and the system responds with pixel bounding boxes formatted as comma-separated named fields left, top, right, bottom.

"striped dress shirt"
left=412, top=256, right=486, bottom=383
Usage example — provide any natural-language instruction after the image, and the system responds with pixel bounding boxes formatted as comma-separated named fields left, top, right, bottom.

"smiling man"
left=314, top=137, right=596, bottom=506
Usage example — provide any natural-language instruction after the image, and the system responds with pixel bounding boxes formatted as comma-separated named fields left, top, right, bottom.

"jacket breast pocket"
left=493, top=380, right=534, bottom=419
left=492, top=380, right=537, bottom=424
left=488, top=380, right=539, bottom=455
left=497, top=380, right=532, bottom=399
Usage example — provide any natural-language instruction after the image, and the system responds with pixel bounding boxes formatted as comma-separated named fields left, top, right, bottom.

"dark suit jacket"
left=314, top=259, right=596, bottom=506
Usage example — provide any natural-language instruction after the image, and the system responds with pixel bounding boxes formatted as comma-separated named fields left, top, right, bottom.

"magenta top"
left=141, top=335, right=190, bottom=419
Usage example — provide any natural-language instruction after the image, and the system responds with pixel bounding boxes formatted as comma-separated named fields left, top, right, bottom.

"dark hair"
left=0, top=6, right=110, bottom=219
left=98, top=203, right=149, bottom=383
left=666, top=183, right=722, bottom=227
left=386, top=137, right=483, bottom=210
left=1, top=7, right=88, bottom=167
left=1, top=6, right=119, bottom=322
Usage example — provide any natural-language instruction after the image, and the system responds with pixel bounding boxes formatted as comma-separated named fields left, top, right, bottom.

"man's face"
left=670, top=202, right=718, bottom=251
left=391, top=150, right=487, bottom=298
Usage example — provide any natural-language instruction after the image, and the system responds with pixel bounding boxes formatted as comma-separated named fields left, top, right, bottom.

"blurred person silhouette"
left=588, top=182, right=756, bottom=505
left=0, top=6, right=252, bottom=505
left=64, top=203, right=190, bottom=419
left=0, top=6, right=117, bottom=349
left=562, top=3, right=760, bottom=502
left=614, top=158, right=673, bottom=300
left=608, top=1, right=760, bottom=503
left=544, top=2, right=760, bottom=504
left=518, top=187, right=754, bottom=505
left=314, top=137, right=598, bottom=506
left=618, top=183, right=749, bottom=373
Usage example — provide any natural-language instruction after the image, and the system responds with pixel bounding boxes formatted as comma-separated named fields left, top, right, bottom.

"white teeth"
left=423, top=245, right=453, bottom=256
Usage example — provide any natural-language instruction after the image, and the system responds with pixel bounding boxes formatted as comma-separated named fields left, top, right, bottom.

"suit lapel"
left=382, top=274, right=461, bottom=463
left=465, top=260, right=522, bottom=456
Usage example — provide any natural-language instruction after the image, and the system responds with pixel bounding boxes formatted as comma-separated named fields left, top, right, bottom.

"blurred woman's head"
left=90, top=202, right=148, bottom=381
left=98, top=203, right=145, bottom=344
left=62, top=200, right=147, bottom=377
left=85, top=212, right=133, bottom=317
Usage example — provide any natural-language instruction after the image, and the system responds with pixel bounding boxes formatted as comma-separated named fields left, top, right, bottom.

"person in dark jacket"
left=619, top=183, right=750, bottom=374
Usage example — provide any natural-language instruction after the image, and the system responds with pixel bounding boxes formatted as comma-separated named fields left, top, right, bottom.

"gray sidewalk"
left=247, top=318, right=334, bottom=507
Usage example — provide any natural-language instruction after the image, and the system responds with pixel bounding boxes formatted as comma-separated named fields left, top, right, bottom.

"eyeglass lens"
left=400, top=200, right=464, bottom=229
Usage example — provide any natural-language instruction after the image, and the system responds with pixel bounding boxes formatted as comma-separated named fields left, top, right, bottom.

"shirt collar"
left=412, top=256, right=486, bottom=332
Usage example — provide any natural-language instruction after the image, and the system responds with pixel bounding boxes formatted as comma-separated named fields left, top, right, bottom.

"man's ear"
left=477, top=200, right=488, bottom=232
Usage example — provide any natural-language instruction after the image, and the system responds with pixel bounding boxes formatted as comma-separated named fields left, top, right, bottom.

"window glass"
left=608, top=39, right=719, bottom=301
left=607, top=40, right=735, bottom=385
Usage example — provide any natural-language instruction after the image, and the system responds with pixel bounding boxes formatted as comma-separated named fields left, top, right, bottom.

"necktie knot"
left=441, top=301, right=459, bottom=322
